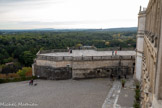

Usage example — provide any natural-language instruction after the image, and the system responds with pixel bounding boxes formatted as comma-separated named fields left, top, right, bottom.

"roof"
left=39, top=50, right=135, bottom=57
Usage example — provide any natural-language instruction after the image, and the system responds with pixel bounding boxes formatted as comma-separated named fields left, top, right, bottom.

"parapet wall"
left=38, top=49, right=69, bottom=54
left=38, top=48, right=135, bottom=55
left=36, top=55, right=135, bottom=61
left=34, top=49, right=135, bottom=79
left=34, top=54, right=135, bottom=79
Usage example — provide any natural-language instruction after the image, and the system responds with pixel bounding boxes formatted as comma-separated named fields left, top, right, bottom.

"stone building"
left=33, top=49, right=135, bottom=80
left=135, top=0, right=162, bottom=107
left=135, top=6, right=146, bottom=81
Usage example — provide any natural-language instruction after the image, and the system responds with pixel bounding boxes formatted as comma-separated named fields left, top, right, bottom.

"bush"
left=0, top=67, right=33, bottom=84
left=1, top=62, right=21, bottom=74
left=0, top=74, right=7, bottom=79
left=121, top=79, right=126, bottom=84
left=0, top=79, right=5, bottom=83
left=7, top=73, right=19, bottom=79
left=25, top=68, right=32, bottom=77
left=134, top=84, right=141, bottom=108
left=136, top=84, right=140, bottom=89
left=17, top=67, right=32, bottom=78
left=12, top=77, right=21, bottom=82
left=133, top=101, right=140, bottom=108
left=0, top=77, right=33, bottom=84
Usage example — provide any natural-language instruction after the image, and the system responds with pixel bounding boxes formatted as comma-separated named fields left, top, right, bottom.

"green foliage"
left=133, top=101, right=140, bottom=108
left=121, top=79, right=126, bottom=84
left=0, top=79, right=5, bottom=83
left=75, top=43, right=83, bottom=48
left=0, top=31, right=136, bottom=66
left=134, top=83, right=141, bottom=108
left=20, top=51, right=34, bottom=66
left=3, top=57, right=14, bottom=64
left=17, top=67, right=31, bottom=78
left=135, top=89, right=140, bottom=101
left=0, top=77, right=33, bottom=84
left=1, top=62, right=21, bottom=74
left=136, top=83, right=140, bottom=89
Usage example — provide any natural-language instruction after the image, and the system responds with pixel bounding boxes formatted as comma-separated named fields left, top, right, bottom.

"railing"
left=39, top=49, right=69, bottom=54
left=38, top=47, right=135, bottom=55
left=36, top=55, right=135, bottom=61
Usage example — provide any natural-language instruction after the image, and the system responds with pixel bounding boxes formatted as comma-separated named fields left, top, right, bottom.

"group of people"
left=29, top=79, right=35, bottom=86
left=112, top=50, right=117, bottom=56
left=67, top=47, right=72, bottom=53
left=29, top=79, right=38, bottom=86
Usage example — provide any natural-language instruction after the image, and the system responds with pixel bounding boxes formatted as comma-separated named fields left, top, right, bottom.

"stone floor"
left=40, top=50, right=135, bottom=57
left=102, top=78, right=135, bottom=108
left=0, top=78, right=112, bottom=108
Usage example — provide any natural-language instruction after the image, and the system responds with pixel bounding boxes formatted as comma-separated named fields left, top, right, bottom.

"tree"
left=21, top=51, right=34, bottom=66
left=105, top=41, right=110, bottom=46
left=75, top=43, right=83, bottom=49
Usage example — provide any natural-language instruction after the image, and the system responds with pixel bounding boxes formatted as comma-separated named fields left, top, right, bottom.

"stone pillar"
left=135, top=9, right=146, bottom=81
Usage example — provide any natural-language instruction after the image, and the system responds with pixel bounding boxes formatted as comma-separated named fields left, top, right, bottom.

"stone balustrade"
left=36, top=55, right=135, bottom=61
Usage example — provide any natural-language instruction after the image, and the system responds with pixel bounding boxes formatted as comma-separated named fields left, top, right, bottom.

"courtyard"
left=0, top=78, right=112, bottom=108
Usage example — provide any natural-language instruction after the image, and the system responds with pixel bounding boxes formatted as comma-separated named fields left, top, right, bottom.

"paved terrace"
left=39, top=50, right=135, bottom=57
left=0, top=79, right=112, bottom=108
left=0, top=78, right=135, bottom=108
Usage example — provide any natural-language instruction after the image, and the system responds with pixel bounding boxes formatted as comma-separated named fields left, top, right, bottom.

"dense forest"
left=0, top=29, right=136, bottom=74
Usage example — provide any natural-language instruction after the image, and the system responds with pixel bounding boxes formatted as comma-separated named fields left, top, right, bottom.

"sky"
left=0, top=0, right=149, bottom=29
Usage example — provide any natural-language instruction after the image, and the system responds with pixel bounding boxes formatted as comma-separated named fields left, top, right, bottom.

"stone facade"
left=135, top=8, right=146, bottom=81
left=136, top=0, right=162, bottom=107
left=34, top=65, right=72, bottom=80
left=33, top=50, right=135, bottom=79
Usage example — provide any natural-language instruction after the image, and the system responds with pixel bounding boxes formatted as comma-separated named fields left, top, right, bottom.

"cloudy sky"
left=0, top=0, right=149, bottom=29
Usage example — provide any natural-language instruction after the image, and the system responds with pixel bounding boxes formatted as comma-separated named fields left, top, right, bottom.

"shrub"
left=1, top=62, right=21, bottom=74
left=0, top=67, right=33, bottom=84
left=121, top=79, right=126, bottom=87
left=133, top=101, right=140, bottom=108
left=17, top=67, right=32, bottom=78
left=25, top=68, right=32, bottom=77
left=0, top=77, right=33, bottom=84
left=134, top=83, right=141, bottom=108
left=136, top=83, right=140, bottom=89
left=0, top=79, right=5, bottom=83
left=0, top=74, right=7, bottom=79
left=7, top=73, right=19, bottom=79
left=121, top=79, right=126, bottom=84
left=12, top=77, right=21, bottom=82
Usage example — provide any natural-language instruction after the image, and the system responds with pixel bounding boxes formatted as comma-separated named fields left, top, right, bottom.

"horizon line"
left=0, top=27, right=137, bottom=30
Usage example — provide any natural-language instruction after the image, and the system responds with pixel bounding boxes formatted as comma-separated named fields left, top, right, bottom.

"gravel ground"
left=0, top=79, right=112, bottom=108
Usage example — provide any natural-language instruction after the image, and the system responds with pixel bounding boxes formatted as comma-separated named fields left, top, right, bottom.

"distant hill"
left=0, top=27, right=137, bottom=33
left=103, top=27, right=137, bottom=32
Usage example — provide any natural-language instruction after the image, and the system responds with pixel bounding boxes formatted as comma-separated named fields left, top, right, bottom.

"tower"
left=135, top=7, right=146, bottom=81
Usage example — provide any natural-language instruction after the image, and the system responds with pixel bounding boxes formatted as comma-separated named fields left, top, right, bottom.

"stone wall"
left=36, top=55, right=134, bottom=62
left=72, top=66, right=133, bottom=79
left=139, top=0, right=162, bottom=107
left=141, top=35, right=157, bottom=107
left=34, top=64, right=72, bottom=80
left=33, top=55, right=135, bottom=79
left=72, top=59, right=134, bottom=79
